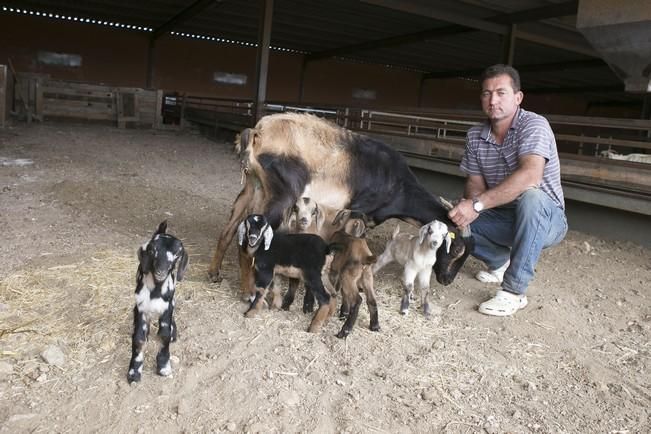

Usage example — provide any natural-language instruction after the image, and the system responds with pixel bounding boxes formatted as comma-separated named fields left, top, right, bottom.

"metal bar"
left=151, top=0, right=221, bottom=40
left=254, top=0, right=273, bottom=123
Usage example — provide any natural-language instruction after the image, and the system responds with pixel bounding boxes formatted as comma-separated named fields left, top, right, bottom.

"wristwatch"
left=472, top=198, right=485, bottom=213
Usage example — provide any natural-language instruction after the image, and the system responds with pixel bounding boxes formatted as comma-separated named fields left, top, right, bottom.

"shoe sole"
left=478, top=298, right=528, bottom=316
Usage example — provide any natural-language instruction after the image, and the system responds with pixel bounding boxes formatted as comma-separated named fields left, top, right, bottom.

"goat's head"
left=138, top=220, right=189, bottom=283
left=337, top=210, right=369, bottom=238
left=418, top=220, right=452, bottom=252
left=432, top=196, right=475, bottom=286
left=291, top=197, right=321, bottom=232
left=238, top=214, right=273, bottom=251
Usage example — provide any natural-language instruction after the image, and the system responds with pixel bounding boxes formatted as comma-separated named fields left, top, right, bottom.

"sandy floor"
left=0, top=123, right=649, bottom=433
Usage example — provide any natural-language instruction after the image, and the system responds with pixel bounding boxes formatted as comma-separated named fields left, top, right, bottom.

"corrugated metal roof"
left=2, top=0, right=639, bottom=102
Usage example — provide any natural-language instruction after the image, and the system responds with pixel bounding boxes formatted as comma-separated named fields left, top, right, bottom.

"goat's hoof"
left=207, top=269, right=221, bottom=283
left=370, top=324, right=381, bottom=332
left=400, top=309, right=409, bottom=316
left=336, top=329, right=350, bottom=339
left=303, top=305, right=315, bottom=314
left=157, top=365, right=173, bottom=377
left=127, top=370, right=141, bottom=383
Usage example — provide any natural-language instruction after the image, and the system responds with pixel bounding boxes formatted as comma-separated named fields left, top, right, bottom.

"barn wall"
left=0, top=12, right=635, bottom=117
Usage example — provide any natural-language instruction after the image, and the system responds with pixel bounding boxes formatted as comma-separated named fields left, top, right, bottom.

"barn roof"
left=2, top=0, right=647, bottom=104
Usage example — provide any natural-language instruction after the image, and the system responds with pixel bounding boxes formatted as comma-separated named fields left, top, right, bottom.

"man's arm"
left=449, top=154, right=545, bottom=227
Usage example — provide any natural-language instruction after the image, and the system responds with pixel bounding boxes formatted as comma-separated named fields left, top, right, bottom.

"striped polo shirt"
left=460, top=108, right=565, bottom=209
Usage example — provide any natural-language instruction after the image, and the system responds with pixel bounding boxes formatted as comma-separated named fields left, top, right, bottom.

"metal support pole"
left=254, top=0, right=273, bottom=123
left=146, top=38, right=156, bottom=89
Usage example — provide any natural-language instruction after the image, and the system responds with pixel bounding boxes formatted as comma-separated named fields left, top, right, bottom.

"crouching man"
left=448, top=64, right=568, bottom=316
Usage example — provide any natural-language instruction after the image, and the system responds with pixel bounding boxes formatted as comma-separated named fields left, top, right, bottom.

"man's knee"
left=517, top=188, right=553, bottom=218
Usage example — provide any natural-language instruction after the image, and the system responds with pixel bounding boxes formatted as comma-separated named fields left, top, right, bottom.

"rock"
left=420, top=389, right=437, bottom=402
left=225, top=422, right=237, bottom=432
left=0, top=361, right=13, bottom=378
left=177, top=399, right=192, bottom=416
left=41, top=345, right=65, bottom=368
left=432, top=340, right=445, bottom=350
left=279, top=390, right=300, bottom=407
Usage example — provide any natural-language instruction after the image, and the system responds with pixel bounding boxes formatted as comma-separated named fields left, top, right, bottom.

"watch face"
left=473, top=200, right=484, bottom=212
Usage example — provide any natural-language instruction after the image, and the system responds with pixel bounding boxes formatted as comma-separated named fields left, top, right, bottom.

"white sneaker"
left=478, top=290, right=528, bottom=316
left=475, top=261, right=509, bottom=284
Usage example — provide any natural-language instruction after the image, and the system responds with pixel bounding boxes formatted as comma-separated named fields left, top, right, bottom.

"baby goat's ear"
left=444, top=232, right=453, bottom=254
left=176, top=247, right=189, bottom=281
left=137, top=243, right=153, bottom=274
left=418, top=225, right=429, bottom=245
left=155, top=220, right=168, bottom=236
left=237, top=221, right=247, bottom=247
left=263, top=225, right=274, bottom=250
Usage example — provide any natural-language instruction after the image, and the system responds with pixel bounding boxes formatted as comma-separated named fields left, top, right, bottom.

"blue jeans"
left=470, top=188, right=568, bottom=295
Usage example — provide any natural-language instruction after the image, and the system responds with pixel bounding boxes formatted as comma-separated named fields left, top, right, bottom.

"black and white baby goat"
left=127, top=221, right=189, bottom=383
left=238, top=214, right=338, bottom=333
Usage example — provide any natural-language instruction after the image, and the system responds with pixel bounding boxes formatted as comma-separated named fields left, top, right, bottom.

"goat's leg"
left=238, top=250, right=255, bottom=302
left=156, top=304, right=176, bottom=377
left=336, top=270, right=362, bottom=339
left=302, top=284, right=315, bottom=314
left=245, top=286, right=269, bottom=318
left=417, top=269, right=433, bottom=318
left=270, top=277, right=284, bottom=310
left=127, top=306, right=149, bottom=383
left=208, top=183, right=254, bottom=282
left=400, top=267, right=418, bottom=315
left=307, top=278, right=335, bottom=333
left=361, top=268, right=380, bottom=331
left=371, top=250, right=393, bottom=275
left=281, top=278, right=300, bottom=310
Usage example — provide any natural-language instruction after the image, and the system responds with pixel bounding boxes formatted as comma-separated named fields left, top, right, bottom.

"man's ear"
left=515, top=90, right=523, bottom=105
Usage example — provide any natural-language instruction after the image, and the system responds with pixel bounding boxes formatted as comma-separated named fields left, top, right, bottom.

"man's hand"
left=448, top=199, right=479, bottom=228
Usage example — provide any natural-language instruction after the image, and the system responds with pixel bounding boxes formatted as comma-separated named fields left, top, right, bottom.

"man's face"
left=480, top=74, right=523, bottom=122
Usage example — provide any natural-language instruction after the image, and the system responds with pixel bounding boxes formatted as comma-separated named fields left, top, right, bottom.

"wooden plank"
left=556, top=134, right=651, bottom=151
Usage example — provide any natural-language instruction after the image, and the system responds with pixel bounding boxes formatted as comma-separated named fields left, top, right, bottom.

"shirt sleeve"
left=460, top=132, right=482, bottom=176
left=518, top=116, right=554, bottom=162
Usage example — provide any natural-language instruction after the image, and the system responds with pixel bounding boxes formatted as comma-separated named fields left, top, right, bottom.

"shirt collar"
left=480, top=107, right=522, bottom=141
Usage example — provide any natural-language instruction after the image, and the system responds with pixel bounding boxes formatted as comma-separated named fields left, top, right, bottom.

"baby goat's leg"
left=361, top=268, right=380, bottom=331
left=127, top=306, right=149, bottom=383
left=336, top=269, right=362, bottom=339
left=307, top=277, right=336, bottom=333
left=400, top=267, right=418, bottom=315
left=156, top=301, right=176, bottom=377
left=416, top=268, right=433, bottom=318
left=281, top=278, right=300, bottom=310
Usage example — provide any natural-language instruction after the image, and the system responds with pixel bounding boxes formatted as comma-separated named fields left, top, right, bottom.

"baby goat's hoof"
left=400, top=296, right=410, bottom=315
left=127, top=369, right=141, bottom=383
left=207, top=269, right=221, bottom=283
left=157, top=363, right=173, bottom=377
left=370, top=323, right=381, bottom=332
left=336, top=329, right=350, bottom=339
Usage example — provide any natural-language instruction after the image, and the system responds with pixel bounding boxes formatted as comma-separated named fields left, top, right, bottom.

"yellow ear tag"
left=448, top=231, right=456, bottom=240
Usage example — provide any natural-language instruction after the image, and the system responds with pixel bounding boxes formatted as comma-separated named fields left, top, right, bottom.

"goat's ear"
left=282, top=205, right=295, bottom=229
left=332, top=209, right=349, bottom=226
left=263, top=226, right=274, bottom=250
left=155, top=220, right=167, bottom=236
left=237, top=221, right=246, bottom=247
left=176, top=248, right=190, bottom=281
left=418, top=225, right=429, bottom=245
left=444, top=232, right=452, bottom=254
left=138, top=244, right=153, bottom=274
left=315, top=203, right=322, bottom=230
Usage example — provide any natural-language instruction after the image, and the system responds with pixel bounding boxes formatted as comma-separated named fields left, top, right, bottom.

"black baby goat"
left=127, top=221, right=189, bottom=383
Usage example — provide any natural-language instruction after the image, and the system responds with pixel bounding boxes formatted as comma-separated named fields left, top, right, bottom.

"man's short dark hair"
left=480, top=64, right=521, bottom=92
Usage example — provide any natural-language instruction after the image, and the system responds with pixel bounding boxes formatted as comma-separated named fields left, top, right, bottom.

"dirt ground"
left=0, top=122, right=649, bottom=434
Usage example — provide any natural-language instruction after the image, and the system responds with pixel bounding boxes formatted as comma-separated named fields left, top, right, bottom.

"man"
left=448, top=64, right=568, bottom=316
